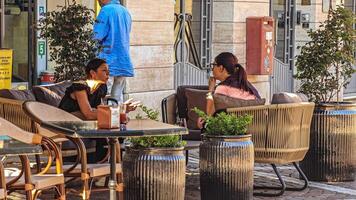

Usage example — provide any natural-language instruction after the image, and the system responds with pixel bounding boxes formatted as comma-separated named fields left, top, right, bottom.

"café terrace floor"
left=5, top=149, right=356, bottom=200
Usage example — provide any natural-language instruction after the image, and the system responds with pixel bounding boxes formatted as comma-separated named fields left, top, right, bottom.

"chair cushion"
left=184, top=140, right=201, bottom=150
left=61, top=139, right=96, bottom=150
left=213, top=94, right=266, bottom=111
left=0, top=89, right=36, bottom=101
left=182, top=129, right=202, bottom=141
left=297, top=93, right=309, bottom=102
left=49, top=163, right=122, bottom=178
left=176, top=85, right=209, bottom=119
left=271, top=92, right=303, bottom=104
left=185, top=88, right=209, bottom=130
left=6, top=174, right=64, bottom=190
left=32, top=81, right=71, bottom=107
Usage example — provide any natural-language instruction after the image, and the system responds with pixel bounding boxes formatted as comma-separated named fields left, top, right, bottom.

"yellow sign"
left=0, top=49, right=13, bottom=89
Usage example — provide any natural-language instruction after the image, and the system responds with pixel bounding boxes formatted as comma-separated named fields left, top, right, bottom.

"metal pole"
left=291, top=0, right=296, bottom=92
left=180, top=0, right=186, bottom=69
left=28, top=0, right=34, bottom=87
left=0, top=0, right=4, bottom=47
left=109, top=138, right=117, bottom=200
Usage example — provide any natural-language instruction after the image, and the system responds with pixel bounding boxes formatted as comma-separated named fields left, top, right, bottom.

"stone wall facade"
left=212, top=0, right=271, bottom=102
left=47, top=0, right=272, bottom=114
left=125, top=0, right=176, bottom=113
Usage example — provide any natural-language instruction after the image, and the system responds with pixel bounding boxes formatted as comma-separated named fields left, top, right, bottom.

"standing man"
left=94, top=0, right=133, bottom=103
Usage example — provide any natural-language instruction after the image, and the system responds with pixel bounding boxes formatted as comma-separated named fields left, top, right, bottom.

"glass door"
left=1, top=0, right=34, bottom=86
left=0, top=0, right=4, bottom=47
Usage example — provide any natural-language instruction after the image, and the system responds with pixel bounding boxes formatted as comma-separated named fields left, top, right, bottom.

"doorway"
left=0, top=0, right=36, bottom=88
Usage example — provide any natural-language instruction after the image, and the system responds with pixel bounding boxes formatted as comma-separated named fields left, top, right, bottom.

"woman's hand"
left=208, top=77, right=216, bottom=92
left=197, top=117, right=205, bottom=129
left=123, top=99, right=141, bottom=113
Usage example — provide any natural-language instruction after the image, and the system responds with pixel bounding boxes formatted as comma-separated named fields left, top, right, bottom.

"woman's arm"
left=72, top=90, right=98, bottom=120
left=206, top=77, right=217, bottom=116
left=206, top=92, right=215, bottom=116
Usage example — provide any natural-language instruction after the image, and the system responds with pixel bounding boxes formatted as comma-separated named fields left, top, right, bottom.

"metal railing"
left=271, top=58, right=293, bottom=94
left=174, top=62, right=208, bottom=89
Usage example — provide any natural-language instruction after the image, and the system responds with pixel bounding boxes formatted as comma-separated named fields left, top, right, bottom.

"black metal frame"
left=254, top=162, right=309, bottom=197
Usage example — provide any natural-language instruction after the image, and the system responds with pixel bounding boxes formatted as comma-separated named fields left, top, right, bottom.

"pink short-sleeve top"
left=214, top=85, right=256, bottom=100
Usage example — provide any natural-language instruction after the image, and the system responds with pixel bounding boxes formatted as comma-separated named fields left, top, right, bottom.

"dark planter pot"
left=200, top=134, right=254, bottom=200
left=123, top=147, right=186, bottom=200
left=300, top=102, right=356, bottom=182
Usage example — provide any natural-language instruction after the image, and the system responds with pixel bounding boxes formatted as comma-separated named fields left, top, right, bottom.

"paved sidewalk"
left=5, top=149, right=356, bottom=200
left=185, top=149, right=356, bottom=200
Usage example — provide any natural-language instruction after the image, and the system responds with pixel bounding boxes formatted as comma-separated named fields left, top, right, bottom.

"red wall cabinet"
left=246, top=17, right=275, bottom=75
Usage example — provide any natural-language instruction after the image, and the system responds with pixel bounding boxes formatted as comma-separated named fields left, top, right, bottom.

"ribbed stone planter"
left=200, top=134, right=254, bottom=200
left=300, top=102, right=356, bottom=182
left=123, top=147, right=186, bottom=200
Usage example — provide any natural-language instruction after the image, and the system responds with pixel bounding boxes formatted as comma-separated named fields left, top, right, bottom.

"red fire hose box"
left=246, top=16, right=274, bottom=75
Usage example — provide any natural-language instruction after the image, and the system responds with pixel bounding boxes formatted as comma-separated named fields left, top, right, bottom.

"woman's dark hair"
left=214, top=52, right=252, bottom=94
left=85, top=58, right=107, bottom=77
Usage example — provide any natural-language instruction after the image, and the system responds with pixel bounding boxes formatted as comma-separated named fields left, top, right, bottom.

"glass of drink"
left=120, top=104, right=128, bottom=124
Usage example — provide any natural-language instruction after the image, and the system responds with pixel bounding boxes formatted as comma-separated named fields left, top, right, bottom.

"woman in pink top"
left=205, top=52, right=261, bottom=116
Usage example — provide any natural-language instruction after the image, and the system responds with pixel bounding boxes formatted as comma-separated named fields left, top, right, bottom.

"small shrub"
left=129, top=105, right=186, bottom=148
left=294, top=6, right=356, bottom=103
left=193, top=107, right=253, bottom=136
left=38, top=1, right=101, bottom=81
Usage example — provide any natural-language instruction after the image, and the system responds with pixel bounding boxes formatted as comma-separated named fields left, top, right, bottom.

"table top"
left=42, top=119, right=188, bottom=138
left=0, top=136, right=43, bottom=156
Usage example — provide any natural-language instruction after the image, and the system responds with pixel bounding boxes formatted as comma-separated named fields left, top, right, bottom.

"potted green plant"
left=123, top=105, right=186, bottom=200
left=295, top=6, right=356, bottom=182
left=194, top=108, right=254, bottom=200
left=38, top=1, right=100, bottom=82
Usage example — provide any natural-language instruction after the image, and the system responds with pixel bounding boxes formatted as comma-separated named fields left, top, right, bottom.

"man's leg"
left=110, top=76, right=126, bottom=103
left=107, top=76, right=114, bottom=96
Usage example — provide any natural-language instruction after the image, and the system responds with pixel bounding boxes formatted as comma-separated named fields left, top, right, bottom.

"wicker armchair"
left=227, top=102, right=315, bottom=196
left=0, top=117, right=65, bottom=200
left=0, top=156, right=6, bottom=200
left=0, top=97, right=36, bottom=133
left=23, top=101, right=123, bottom=200
left=162, top=92, right=315, bottom=196
left=161, top=86, right=209, bottom=164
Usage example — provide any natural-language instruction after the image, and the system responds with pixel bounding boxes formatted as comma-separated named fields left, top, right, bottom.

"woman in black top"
left=59, top=58, right=109, bottom=120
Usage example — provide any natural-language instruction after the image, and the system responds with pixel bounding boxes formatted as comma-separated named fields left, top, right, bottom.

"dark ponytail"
left=232, top=63, right=251, bottom=93
left=215, top=52, right=255, bottom=95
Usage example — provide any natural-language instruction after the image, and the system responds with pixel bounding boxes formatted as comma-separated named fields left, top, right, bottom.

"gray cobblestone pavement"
left=184, top=149, right=356, bottom=200
left=6, top=149, right=356, bottom=199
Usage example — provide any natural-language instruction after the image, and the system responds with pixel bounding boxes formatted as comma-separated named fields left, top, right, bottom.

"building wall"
left=293, top=0, right=342, bottom=92
left=212, top=0, right=271, bottom=102
left=46, top=0, right=275, bottom=113
left=46, top=0, right=175, bottom=116
left=294, top=0, right=340, bottom=56
left=125, top=0, right=175, bottom=114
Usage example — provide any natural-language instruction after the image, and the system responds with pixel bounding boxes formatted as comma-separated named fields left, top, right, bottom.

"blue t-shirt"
left=94, top=0, right=134, bottom=77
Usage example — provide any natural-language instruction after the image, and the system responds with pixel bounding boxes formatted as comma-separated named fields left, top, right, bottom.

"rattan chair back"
left=161, top=93, right=177, bottom=124
left=227, top=102, right=315, bottom=164
left=23, top=101, right=81, bottom=123
left=0, top=97, right=35, bottom=133
left=0, top=117, right=42, bottom=145
left=23, top=101, right=82, bottom=138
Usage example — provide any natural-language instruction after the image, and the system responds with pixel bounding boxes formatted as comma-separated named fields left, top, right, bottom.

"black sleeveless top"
left=59, top=81, right=107, bottom=113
